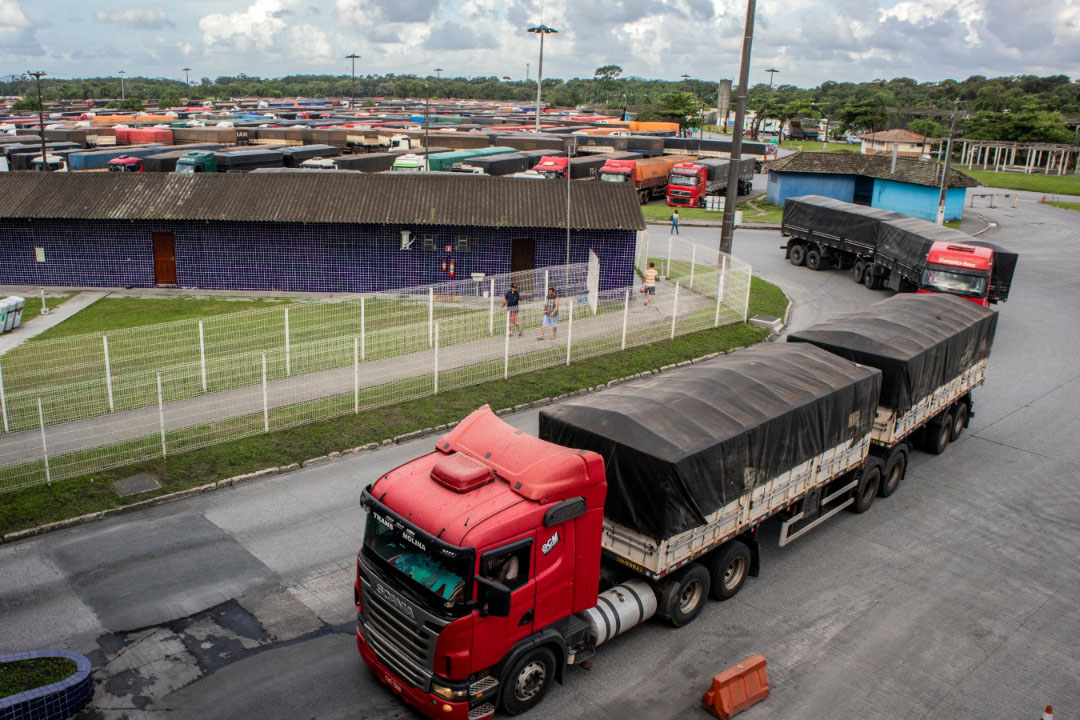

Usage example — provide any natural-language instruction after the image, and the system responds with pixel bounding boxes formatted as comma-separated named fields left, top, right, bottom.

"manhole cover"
left=114, top=473, right=161, bottom=497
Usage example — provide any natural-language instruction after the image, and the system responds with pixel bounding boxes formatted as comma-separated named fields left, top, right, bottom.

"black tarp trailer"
left=214, top=149, right=283, bottom=172
left=461, top=152, right=533, bottom=176
left=788, top=293, right=998, bottom=479
left=540, top=342, right=883, bottom=572
left=964, top=240, right=1017, bottom=303
left=278, top=144, right=340, bottom=167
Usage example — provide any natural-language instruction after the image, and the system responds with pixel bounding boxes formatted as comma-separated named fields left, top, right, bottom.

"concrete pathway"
left=0, top=292, right=109, bottom=357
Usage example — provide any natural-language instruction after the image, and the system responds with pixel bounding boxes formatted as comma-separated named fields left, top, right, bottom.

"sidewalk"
left=0, top=292, right=109, bottom=357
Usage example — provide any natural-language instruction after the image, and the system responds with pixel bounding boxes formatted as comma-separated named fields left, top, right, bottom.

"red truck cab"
left=356, top=406, right=607, bottom=720
left=532, top=156, right=567, bottom=179
left=920, top=242, right=993, bottom=306
left=666, top=161, right=706, bottom=207
left=597, top=158, right=634, bottom=183
left=107, top=156, right=144, bottom=172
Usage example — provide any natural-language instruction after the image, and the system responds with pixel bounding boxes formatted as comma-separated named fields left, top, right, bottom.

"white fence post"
left=689, top=244, right=696, bottom=289
left=284, top=307, right=291, bottom=376
left=428, top=288, right=434, bottom=347
left=354, top=337, right=360, bottom=414
left=544, top=269, right=549, bottom=300
left=565, top=301, right=573, bottom=366
left=360, top=297, right=366, bottom=361
left=666, top=236, right=673, bottom=278
left=433, top=323, right=440, bottom=395
left=620, top=289, right=630, bottom=350
left=261, top=353, right=269, bottom=433
left=504, top=311, right=510, bottom=380
left=489, top=279, right=495, bottom=335
left=198, top=320, right=207, bottom=393
left=0, top=359, right=7, bottom=433
left=40, top=289, right=48, bottom=315
left=157, top=372, right=167, bottom=458
left=670, top=282, right=680, bottom=339
left=715, top=256, right=727, bottom=327
left=37, top=397, right=50, bottom=484
left=103, top=335, right=114, bottom=412
left=743, top=267, right=753, bottom=322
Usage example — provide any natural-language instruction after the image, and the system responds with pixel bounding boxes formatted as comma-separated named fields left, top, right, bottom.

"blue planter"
left=0, top=650, right=93, bottom=720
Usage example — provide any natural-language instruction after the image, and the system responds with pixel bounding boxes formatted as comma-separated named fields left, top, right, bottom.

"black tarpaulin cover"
left=787, top=293, right=997, bottom=415
left=538, top=343, right=881, bottom=541
left=781, top=195, right=906, bottom=248
left=965, top=240, right=1018, bottom=302
left=876, top=216, right=981, bottom=273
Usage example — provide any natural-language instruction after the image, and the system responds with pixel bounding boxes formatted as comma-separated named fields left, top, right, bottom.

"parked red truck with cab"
left=666, top=157, right=756, bottom=208
left=598, top=154, right=694, bottom=203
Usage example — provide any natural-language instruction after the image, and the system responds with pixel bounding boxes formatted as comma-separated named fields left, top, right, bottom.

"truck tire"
left=863, top=266, right=881, bottom=290
left=850, top=462, right=881, bottom=514
left=805, top=248, right=824, bottom=271
left=638, top=190, right=649, bottom=205
left=852, top=260, right=865, bottom=285
left=707, top=542, right=751, bottom=601
left=922, top=412, right=952, bottom=455
left=950, top=402, right=969, bottom=441
left=500, top=646, right=557, bottom=715
left=879, top=447, right=908, bottom=498
left=657, top=563, right=711, bottom=627
left=788, top=244, right=806, bottom=266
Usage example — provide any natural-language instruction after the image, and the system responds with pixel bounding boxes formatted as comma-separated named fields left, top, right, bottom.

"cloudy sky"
left=1, top=0, right=1077, bottom=87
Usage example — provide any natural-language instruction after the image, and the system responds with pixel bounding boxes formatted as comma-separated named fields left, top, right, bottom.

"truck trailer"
left=781, top=195, right=1017, bottom=306
left=455, top=152, right=533, bottom=176
left=598, top=154, right=695, bottom=204
left=665, top=157, right=756, bottom=207
left=353, top=293, right=998, bottom=719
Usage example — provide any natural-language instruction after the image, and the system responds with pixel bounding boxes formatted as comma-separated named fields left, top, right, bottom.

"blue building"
left=766, top=152, right=978, bottom=222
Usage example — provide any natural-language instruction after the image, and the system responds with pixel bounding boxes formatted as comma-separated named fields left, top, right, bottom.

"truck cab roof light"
left=946, top=244, right=976, bottom=252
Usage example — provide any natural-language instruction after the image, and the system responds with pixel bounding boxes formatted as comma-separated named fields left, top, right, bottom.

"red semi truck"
left=106, top=156, right=145, bottom=172
left=666, top=157, right=757, bottom=208
left=354, top=294, right=997, bottom=719
left=598, top=154, right=695, bottom=204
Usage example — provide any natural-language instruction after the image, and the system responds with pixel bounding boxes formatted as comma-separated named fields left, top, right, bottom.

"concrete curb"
left=2, top=302, right=794, bottom=545
left=968, top=211, right=995, bottom=237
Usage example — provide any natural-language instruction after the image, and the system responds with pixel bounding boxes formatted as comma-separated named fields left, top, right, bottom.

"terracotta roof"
left=0, top=172, right=646, bottom=231
left=767, top=151, right=979, bottom=188
left=858, top=129, right=932, bottom=143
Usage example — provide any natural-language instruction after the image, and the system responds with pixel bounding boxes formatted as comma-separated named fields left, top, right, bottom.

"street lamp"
left=182, top=67, right=191, bottom=86
left=118, top=70, right=126, bottom=100
left=527, top=23, right=558, bottom=133
left=764, top=67, right=779, bottom=88
left=26, top=70, right=48, bottom=171
left=345, top=54, right=360, bottom=109
left=434, top=68, right=442, bottom=79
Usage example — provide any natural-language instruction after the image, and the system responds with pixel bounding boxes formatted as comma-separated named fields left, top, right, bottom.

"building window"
left=422, top=234, right=436, bottom=252
left=34, top=247, right=46, bottom=263
left=456, top=235, right=470, bottom=252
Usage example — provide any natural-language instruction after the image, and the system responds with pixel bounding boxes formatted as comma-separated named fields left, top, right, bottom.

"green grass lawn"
left=1048, top=201, right=1080, bottom=212
left=778, top=140, right=860, bottom=153
left=15, top=294, right=73, bottom=326
left=0, top=657, right=77, bottom=697
left=640, top=198, right=784, bottom=224
left=959, top=169, right=1080, bottom=196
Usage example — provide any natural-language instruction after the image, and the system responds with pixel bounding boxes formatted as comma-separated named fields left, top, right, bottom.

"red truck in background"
left=598, top=154, right=695, bottom=204
left=531, top=152, right=640, bottom=180
left=666, top=157, right=756, bottom=208
left=106, top=156, right=145, bottom=172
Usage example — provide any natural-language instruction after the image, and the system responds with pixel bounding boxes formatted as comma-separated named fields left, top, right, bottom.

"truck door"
left=473, top=536, right=536, bottom=671
left=532, top=521, right=575, bottom=630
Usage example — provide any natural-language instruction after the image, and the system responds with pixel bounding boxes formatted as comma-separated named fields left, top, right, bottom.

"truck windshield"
left=921, top=266, right=989, bottom=298
left=539, top=170, right=560, bottom=179
left=176, top=163, right=195, bottom=173
left=599, top=172, right=627, bottom=183
left=669, top=173, right=697, bottom=186
left=363, top=504, right=473, bottom=613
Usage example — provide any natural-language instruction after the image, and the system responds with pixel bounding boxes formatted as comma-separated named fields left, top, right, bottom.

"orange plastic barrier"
left=701, top=655, right=770, bottom=720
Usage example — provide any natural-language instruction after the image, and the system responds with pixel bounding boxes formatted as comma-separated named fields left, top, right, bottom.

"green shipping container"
left=426, top=146, right=516, bottom=172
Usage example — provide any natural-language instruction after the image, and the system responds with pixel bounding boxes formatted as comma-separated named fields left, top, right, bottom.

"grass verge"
left=958, top=169, right=1080, bottom=196
left=640, top=198, right=784, bottom=223
left=0, top=310, right=781, bottom=536
left=0, top=657, right=77, bottom=697
left=1048, top=201, right=1080, bottom=212
left=17, top=294, right=73, bottom=326
left=778, top=141, right=860, bottom=153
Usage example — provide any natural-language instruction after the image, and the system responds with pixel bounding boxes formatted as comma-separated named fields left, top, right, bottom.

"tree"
left=907, top=118, right=946, bottom=138
left=594, top=65, right=622, bottom=81
left=656, top=91, right=701, bottom=127
left=11, top=97, right=42, bottom=111
left=106, top=98, right=144, bottom=111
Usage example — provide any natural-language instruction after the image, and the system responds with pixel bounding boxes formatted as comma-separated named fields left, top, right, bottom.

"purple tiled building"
left=0, top=173, right=645, bottom=293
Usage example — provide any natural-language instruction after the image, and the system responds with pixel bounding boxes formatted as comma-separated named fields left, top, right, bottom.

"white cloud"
left=199, top=0, right=332, bottom=63
left=95, top=7, right=173, bottom=30
left=0, top=0, right=39, bottom=51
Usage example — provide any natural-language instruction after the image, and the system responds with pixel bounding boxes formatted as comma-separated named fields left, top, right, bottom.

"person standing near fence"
left=670, top=209, right=680, bottom=235
left=502, top=282, right=522, bottom=336
left=642, top=262, right=659, bottom=306
left=538, top=287, right=559, bottom=341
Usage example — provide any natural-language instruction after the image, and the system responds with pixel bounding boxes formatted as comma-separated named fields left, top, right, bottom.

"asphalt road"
left=1, top=198, right=1078, bottom=720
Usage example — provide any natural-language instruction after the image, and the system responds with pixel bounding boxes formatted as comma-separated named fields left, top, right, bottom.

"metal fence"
left=0, top=236, right=751, bottom=493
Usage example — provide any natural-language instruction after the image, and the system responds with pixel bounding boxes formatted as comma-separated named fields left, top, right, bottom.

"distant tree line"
left=1, top=71, right=1076, bottom=144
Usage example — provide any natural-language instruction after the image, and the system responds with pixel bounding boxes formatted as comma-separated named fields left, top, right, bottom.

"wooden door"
left=510, top=238, right=536, bottom=295
left=152, top=232, right=177, bottom=285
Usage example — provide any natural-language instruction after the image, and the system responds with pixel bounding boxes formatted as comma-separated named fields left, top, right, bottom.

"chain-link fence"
left=0, top=237, right=751, bottom=493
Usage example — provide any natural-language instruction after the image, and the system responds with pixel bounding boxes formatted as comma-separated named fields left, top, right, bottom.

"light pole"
left=182, top=67, right=191, bottom=86
left=26, top=70, right=48, bottom=171
left=526, top=62, right=530, bottom=82
left=345, top=54, right=360, bottom=109
left=720, top=0, right=758, bottom=256
left=119, top=70, right=126, bottom=101
left=435, top=68, right=442, bottom=79
left=936, top=100, right=960, bottom=225
left=764, top=67, right=779, bottom=88
left=527, top=24, right=558, bottom=133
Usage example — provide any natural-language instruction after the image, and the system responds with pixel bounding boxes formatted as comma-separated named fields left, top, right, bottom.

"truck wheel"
left=658, top=563, right=711, bottom=627
left=852, top=260, right=865, bottom=284
left=850, top=463, right=881, bottom=514
left=500, top=647, right=556, bottom=716
left=922, top=412, right=952, bottom=455
left=879, top=447, right=907, bottom=498
left=788, top=244, right=806, bottom=266
left=805, top=248, right=824, bottom=271
left=708, top=542, right=751, bottom=601
left=638, top=190, right=648, bottom=205
left=950, top=403, right=968, bottom=441
left=863, top=267, right=880, bottom=290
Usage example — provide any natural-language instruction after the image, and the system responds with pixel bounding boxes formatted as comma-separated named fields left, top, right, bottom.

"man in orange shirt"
left=642, top=262, right=659, bottom=306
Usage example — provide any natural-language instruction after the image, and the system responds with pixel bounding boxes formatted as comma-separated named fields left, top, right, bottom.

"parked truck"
left=665, top=157, right=756, bottom=207
left=532, top=152, right=640, bottom=180
left=176, top=149, right=284, bottom=173
left=781, top=195, right=1017, bottom=306
left=354, top=293, right=997, bottom=719
left=598, top=154, right=695, bottom=203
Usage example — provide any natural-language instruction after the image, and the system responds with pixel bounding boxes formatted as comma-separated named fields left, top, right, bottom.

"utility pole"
left=526, top=62, right=530, bottom=82
left=434, top=68, right=442, bottom=79
left=345, top=54, right=360, bottom=109
left=26, top=70, right=48, bottom=171
left=936, top=100, right=960, bottom=226
left=528, top=24, right=558, bottom=132
left=182, top=67, right=191, bottom=86
left=119, top=70, right=126, bottom=101
left=424, top=85, right=431, bottom=170
left=765, top=67, right=779, bottom=88
left=566, top=136, right=576, bottom=264
left=720, top=0, right=757, bottom=257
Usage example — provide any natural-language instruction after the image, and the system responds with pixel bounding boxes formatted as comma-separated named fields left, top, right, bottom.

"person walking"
left=502, top=282, right=522, bottom=336
left=670, top=209, right=680, bottom=235
left=642, top=261, right=659, bottom=306
left=538, top=287, right=559, bottom=341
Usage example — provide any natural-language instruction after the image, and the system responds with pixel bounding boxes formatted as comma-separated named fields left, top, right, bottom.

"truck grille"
left=358, top=568, right=448, bottom=691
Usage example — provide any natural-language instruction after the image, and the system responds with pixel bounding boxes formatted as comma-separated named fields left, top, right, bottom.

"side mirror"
left=474, top=576, right=512, bottom=617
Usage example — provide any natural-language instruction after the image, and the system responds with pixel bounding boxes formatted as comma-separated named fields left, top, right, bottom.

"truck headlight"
left=431, top=682, right=467, bottom=701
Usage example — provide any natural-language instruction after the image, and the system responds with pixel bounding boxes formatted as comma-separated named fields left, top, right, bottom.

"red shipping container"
left=114, top=127, right=131, bottom=145
left=128, top=128, right=173, bottom=145
left=701, top=655, right=770, bottom=720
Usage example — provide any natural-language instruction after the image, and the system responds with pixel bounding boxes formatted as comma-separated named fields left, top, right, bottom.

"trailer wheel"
left=788, top=244, right=807, bottom=266
left=805, top=248, right=824, bottom=271
left=500, top=646, right=557, bottom=716
left=923, top=412, right=952, bottom=455
left=852, top=260, right=866, bottom=285
left=863, top=266, right=881, bottom=290
left=879, top=447, right=908, bottom=498
left=657, top=563, right=711, bottom=627
left=708, top=542, right=751, bottom=601
left=638, top=190, right=649, bottom=205
left=950, top=402, right=968, bottom=441
left=850, top=462, right=881, bottom=514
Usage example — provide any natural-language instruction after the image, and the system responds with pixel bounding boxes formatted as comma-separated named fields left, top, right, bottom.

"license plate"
left=384, top=672, right=403, bottom=693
